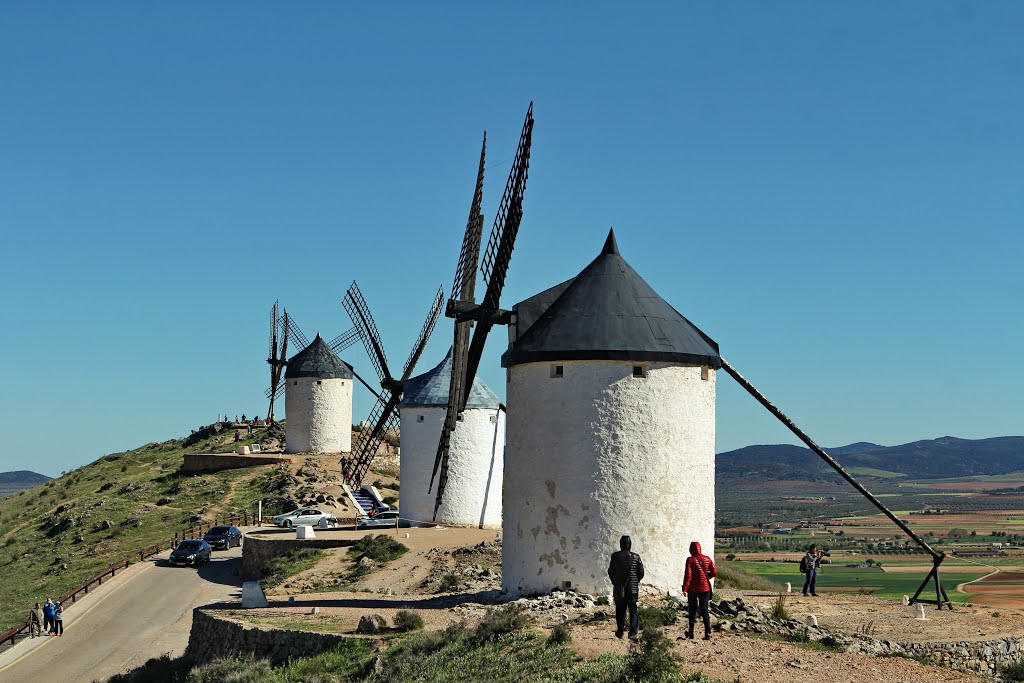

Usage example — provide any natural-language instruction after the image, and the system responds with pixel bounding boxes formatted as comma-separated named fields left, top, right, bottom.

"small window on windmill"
left=551, top=365, right=564, bottom=379
left=417, top=415, right=424, bottom=423
left=632, top=365, right=646, bottom=378
left=489, top=414, right=497, bottom=425
left=317, top=380, right=322, bottom=385
left=293, top=381, right=298, bottom=386
left=561, top=580, right=572, bottom=590
left=701, top=367, right=710, bottom=381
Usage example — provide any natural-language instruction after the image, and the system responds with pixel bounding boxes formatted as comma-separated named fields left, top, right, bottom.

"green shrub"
left=349, top=534, right=408, bottom=564
left=547, top=622, right=572, bottom=646
left=1002, top=661, right=1024, bottom=682
left=438, top=573, right=461, bottom=592
left=639, top=598, right=678, bottom=628
left=383, top=495, right=398, bottom=506
left=394, top=610, right=424, bottom=632
left=627, top=626, right=679, bottom=680
left=469, top=604, right=531, bottom=645
left=771, top=593, right=788, bottom=621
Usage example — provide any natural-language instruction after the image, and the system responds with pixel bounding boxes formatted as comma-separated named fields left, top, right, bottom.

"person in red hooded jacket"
left=681, top=541, right=717, bottom=640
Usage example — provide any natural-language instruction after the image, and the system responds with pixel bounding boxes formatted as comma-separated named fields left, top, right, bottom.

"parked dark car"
left=203, top=526, right=243, bottom=549
left=169, top=539, right=212, bottom=566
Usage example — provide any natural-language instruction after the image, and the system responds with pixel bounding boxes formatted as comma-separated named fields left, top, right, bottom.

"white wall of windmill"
left=502, top=360, right=715, bottom=597
left=284, top=377, right=353, bottom=454
left=399, top=405, right=504, bottom=528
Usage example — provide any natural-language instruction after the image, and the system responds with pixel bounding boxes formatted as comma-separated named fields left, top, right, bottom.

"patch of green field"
left=847, top=468, right=907, bottom=479
left=731, top=561, right=980, bottom=602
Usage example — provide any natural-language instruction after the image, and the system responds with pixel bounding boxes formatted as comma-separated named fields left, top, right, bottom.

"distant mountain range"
left=717, top=436, right=1024, bottom=486
left=0, top=470, right=51, bottom=496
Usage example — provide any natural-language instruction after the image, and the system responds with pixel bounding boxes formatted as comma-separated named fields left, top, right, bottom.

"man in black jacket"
left=607, top=535, right=645, bottom=639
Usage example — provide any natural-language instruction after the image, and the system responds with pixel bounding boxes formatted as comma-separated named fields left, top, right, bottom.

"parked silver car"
left=272, top=508, right=333, bottom=528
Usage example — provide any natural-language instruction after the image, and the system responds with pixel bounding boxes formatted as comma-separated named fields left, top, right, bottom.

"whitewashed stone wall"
left=399, top=406, right=504, bottom=528
left=503, top=360, right=715, bottom=597
left=285, top=377, right=352, bottom=454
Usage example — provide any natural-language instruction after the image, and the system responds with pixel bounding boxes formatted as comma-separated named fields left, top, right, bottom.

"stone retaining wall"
left=182, top=453, right=292, bottom=473
left=714, top=596, right=1024, bottom=678
left=901, top=637, right=1024, bottom=677
left=241, top=532, right=358, bottom=579
left=186, top=608, right=349, bottom=664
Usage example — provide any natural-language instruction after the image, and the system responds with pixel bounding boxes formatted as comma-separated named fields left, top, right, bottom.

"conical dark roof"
left=502, top=229, right=721, bottom=368
left=285, top=334, right=353, bottom=380
left=399, top=348, right=501, bottom=409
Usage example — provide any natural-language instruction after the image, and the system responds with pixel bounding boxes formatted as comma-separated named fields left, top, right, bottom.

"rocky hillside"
left=0, top=426, right=292, bottom=630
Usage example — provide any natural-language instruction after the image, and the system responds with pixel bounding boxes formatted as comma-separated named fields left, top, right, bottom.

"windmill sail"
left=430, top=103, right=534, bottom=517
left=344, top=282, right=444, bottom=486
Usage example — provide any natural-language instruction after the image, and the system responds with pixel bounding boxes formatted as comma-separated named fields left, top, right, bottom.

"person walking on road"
left=801, top=544, right=823, bottom=597
left=52, top=601, right=64, bottom=636
left=682, top=541, right=717, bottom=640
left=607, top=535, right=645, bottom=640
left=29, top=603, right=43, bottom=638
left=42, top=599, right=55, bottom=635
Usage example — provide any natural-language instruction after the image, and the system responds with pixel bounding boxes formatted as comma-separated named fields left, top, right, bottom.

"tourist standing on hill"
left=801, top=544, right=823, bottom=597
left=607, top=535, right=645, bottom=640
left=682, top=541, right=717, bottom=640
left=29, top=603, right=43, bottom=637
left=42, top=599, right=55, bottom=634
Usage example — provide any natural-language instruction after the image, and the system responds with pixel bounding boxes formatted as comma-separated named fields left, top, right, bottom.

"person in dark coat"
left=607, top=535, right=645, bottom=639
left=682, top=541, right=717, bottom=640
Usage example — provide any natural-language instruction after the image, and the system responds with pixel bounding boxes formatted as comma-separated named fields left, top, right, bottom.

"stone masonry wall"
left=902, top=637, right=1024, bottom=677
left=186, top=609, right=350, bottom=665
left=182, top=453, right=292, bottom=473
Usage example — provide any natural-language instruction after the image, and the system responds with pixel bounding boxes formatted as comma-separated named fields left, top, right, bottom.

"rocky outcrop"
left=712, top=597, right=1024, bottom=677
left=186, top=609, right=349, bottom=665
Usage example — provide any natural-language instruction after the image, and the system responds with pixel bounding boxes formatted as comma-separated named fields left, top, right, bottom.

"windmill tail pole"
left=719, top=357, right=945, bottom=562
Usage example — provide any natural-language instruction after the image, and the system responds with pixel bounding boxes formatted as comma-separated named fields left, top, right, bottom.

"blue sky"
left=1, top=3, right=1021, bottom=476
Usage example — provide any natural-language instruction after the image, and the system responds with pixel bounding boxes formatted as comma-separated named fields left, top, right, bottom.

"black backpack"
left=799, top=556, right=809, bottom=574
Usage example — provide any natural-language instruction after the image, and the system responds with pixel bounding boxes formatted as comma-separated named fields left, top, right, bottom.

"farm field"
left=731, top=561, right=980, bottom=603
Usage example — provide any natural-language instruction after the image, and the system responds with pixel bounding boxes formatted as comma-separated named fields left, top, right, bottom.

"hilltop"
left=0, top=471, right=51, bottom=497
left=717, top=435, right=1024, bottom=486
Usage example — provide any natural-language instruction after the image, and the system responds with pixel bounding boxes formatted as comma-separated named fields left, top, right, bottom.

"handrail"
left=0, top=509, right=253, bottom=647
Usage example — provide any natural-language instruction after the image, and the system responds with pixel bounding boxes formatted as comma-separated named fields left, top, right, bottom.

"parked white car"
left=272, top=508, right=333, bottom=528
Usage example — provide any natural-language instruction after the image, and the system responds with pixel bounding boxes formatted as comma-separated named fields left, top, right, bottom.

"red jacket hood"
left=689, top=541, right=702, bottom=556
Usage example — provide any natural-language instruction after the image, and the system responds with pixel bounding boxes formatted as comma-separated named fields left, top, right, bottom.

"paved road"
left=0, top=543, right=245, bottom=682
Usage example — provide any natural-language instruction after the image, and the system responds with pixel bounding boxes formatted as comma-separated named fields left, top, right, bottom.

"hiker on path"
left=43, top=599, right=55, bottom=634
left=29, top=603, right=43, bottom=637
left=607, top=535, right=644, bottom=640
left=801, top=544, right=824, bottom=597
left=51, top=601, right=64, bottom=636
left=682, top=541, right=717, bottom=640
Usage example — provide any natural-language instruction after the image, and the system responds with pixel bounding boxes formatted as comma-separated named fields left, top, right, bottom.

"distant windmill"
left=342, top=282, right=445, bottom=486
left=265, top=300, right=377, bottom=424
left=428, top=102, right=534, bottom=518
